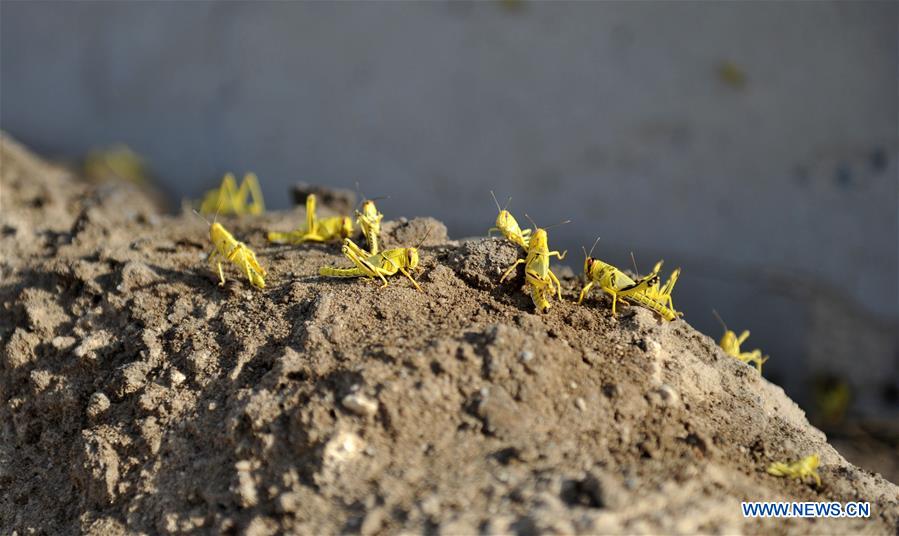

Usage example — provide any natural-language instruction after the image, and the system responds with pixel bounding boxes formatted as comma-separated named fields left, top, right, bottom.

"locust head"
left=490, top=191, right=517, bottom=231
left=719, top=330, right=739, bottom=354
left=210, top=222, right=229, bottom=249
left=405, top=247, right=420, bottom=269
left=359, top=200, right=383, bottom=224
left=583, top=236, right=601, bottom=275
left=495, top=210, right=517, bottom=232
left=713, top=310, right=742, bottom=354
left=529, top=228, right=548, bottom=251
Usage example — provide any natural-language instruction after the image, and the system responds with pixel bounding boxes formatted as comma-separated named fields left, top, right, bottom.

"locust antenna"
left=210, top=187, right=226, bottom=225
left=630, top=252, right=640, bottom=276
left=490, top=190, right=502, bottom=212
left=544, top=219, right=571, bottom=230
left=414, top=226, right=434, bottom=249
left=524, top=213, right=538, bottom=229
left=712, top=309, right=728, bottom=331
left=355, top=181, right=365, bottom=211
left=588, top=236, right=601, bottom=257
left=192, top=209, right=211, bottom=226
left=355, top=182, right=389, bottom=209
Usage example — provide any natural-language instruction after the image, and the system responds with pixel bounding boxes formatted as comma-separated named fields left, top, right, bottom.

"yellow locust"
left=207, top=221, right=266, bottom=289
left=199, top=172, right=265, bottom=216
left=268, top=194, right=353, bottom=245
left=767, top=454, right=821, bottom=487
left=631, top=256, right=683, bottom=320
left=500, top=218, right=567, bottom=313
left=355, top=198, right=384, bottom=255
left=488, top=191, right=531, bottom=250
left=319, top=237, right=423, bottom=291
left=713, top=310, right=769, bottom=372
left=578, top=238, right=679, bottom=321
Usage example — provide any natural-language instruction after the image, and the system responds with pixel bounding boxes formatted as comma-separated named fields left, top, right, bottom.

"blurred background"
left=2, top=2, right=896, bottom=474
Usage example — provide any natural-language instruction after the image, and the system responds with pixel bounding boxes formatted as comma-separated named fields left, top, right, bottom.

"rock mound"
left=1, top=134, right=896, bottom=534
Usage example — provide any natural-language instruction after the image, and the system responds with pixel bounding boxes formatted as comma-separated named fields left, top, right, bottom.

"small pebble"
left=575, top=397, right=587, bottom=411
left=654, top=384, right=680, bottom=406
left=342, top=393, right=379, bottom=417
left=360, top=507, right=386, bottom=535
left=233, top=460, right=258, bottom=507
left=170, top=368, right=186, bottom=386
left=117, top=361, right=151, bottom=396
left=73, top=332, right=110, bottom=362
left=322, top=431, right=364, bottom=467
left=645, top=340, right=663, bottom=359
left=277, top=492, right=301, bottom=513
left=51, top=335, right=76, bottom=350
left=87, top=392, right=111, bottom=419
left=519, top=350, right=535, bottom=363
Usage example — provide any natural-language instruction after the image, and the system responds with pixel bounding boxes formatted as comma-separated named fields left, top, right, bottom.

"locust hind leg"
left=247, top=251, right=266, bottom=277
left=219, top=174, right=240, bottom=214
left=547, top=269, right=563, bottom=301
left=239, top=172, right=265, bottom=215
left=242, top=256, right=265, bottom=289
left=343, top=245, right=389, bottom=288
left=343, top=238, right=371, bottom=258
left=616, top=272, right=658, bottom=300
left=660, top=268, right=681, bottom=312
left=305, top=194, right=317, bottom=236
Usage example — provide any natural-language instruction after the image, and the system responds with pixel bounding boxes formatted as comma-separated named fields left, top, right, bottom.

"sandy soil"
left=1, top=133, right=897, bottom=534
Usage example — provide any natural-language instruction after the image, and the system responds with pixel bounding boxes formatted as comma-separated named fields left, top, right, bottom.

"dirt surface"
left=2, top=133, right=898, bottom=535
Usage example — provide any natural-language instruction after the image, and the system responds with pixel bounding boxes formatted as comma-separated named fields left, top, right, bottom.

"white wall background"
left=2, top=1, right=896, bottom=413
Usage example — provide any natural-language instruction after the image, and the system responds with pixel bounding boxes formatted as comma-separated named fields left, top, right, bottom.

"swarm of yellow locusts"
left=489, top=190, right=681, bottom=320
left=188, top=174, right=811, bottom=483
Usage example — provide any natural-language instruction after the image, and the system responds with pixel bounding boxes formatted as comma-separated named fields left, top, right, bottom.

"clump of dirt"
left=1, top=133, right=897, bottom=534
